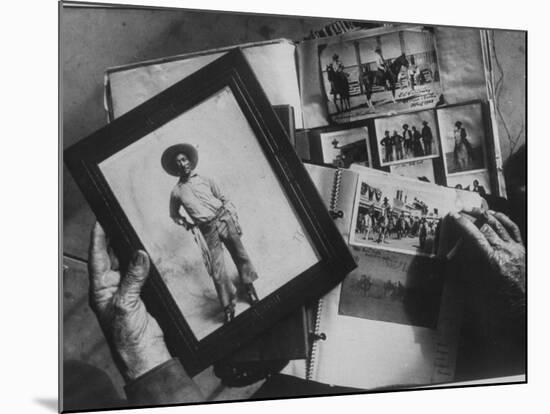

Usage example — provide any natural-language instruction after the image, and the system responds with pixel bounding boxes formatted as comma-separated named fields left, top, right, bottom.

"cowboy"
left=421, top=120, right=434, bottom=155
left=402, top=124, right=413, bottom=156
left=392, top=130, right=404, bottom=161
left=374, top=46, right=397, bottom=103
left=161, top=143, right=259, bottom=324
left=380, top=130, right=395, bottom=162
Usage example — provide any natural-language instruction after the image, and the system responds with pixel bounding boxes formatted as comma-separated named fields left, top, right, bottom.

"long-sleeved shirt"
left=169, top=173, right=228, bottom=225
left=375, top=53, right=386, bottom=71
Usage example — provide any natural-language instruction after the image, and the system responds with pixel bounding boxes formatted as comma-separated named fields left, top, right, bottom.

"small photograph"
left=99, top=88, right=319, bottom=340
left=319, top=27, right=442, bottom=123
left=348, top=172, right=467, bottom=256
left=437, top=102, right=487, bottom=175
left=446, top=170, right=491, bottom=196
left=338, top=252, right=442, bottom=329
left=320, top=127, right=371, bottom=168
left=374, top=110, right=440, bottom=167
left=389, top=159, right=435, bottom=183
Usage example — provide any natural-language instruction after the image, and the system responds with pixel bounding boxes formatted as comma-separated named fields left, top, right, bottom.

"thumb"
left=118, top=250, right=150, bottom=310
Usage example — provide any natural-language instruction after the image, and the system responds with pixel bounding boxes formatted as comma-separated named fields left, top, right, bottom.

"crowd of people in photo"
left=355, top=197, right=439, bottom=251
left=379, top=121, right=434, bottom=163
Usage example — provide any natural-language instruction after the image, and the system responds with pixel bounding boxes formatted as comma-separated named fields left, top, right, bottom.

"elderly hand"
left=442, top=208, right=525, bottom=295
left=88, top=222, right=172, bottom=381
left=438, top=208, right=526, bottom=374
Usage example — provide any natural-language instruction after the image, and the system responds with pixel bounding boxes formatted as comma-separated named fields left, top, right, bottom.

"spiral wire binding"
left=306, top=297, right=326, bottom=380
left=328, top=168, right=344, bottom=219
left=306, top=169, right=343, bottom=380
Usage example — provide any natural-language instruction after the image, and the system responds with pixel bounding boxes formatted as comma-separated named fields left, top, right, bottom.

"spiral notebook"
left=302, top=163, right=484, bottom=389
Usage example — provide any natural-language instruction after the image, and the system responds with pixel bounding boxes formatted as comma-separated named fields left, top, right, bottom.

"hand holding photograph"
left=65, top=48, right=355, bottom=374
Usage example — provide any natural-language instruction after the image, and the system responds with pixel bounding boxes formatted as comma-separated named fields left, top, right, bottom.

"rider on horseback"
left=375, top=46, right=397, bottom=104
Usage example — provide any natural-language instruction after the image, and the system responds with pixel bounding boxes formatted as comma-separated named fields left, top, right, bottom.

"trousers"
left=199, top=209, right=258, bottom=309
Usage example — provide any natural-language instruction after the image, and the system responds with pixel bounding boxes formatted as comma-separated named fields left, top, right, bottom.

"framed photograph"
left=320, top=126, right=371, bottom=168
left=319, top=26, right=442, bottom=124
left=374, top=109, right=440, bottom=167
left=64, top=49, right=355, bottom=375
left=437, top=101, right=487, bottom=175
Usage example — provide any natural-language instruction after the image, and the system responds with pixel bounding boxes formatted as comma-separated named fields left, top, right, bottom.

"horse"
left=395, top=215, right=407, bottom=239
left=326, top=64, right=351, bottom=113
left=376, top=212, right=391, bottom=243
left=360, top=53, right=410, bottom=109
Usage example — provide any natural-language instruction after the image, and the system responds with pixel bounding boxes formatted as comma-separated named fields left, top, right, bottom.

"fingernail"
left=133, top=251, right=146, bottom=266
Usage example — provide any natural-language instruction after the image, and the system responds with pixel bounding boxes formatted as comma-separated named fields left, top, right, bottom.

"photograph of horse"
left=319, top=28, right=442, bottom=123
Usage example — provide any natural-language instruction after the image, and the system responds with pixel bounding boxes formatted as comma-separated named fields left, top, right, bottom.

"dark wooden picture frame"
left=64, top=49, right=356, bottom=375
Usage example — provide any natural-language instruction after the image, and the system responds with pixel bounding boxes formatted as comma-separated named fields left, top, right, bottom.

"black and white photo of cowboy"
left=319, top=27, right=442, bottom=123
left=98, top=88, right=319, bottom=340
left=437, top=102, right=487, bottom=175
left=161, top=144, right=260, bottom=324
left=375, top=109, right=440, bottom=167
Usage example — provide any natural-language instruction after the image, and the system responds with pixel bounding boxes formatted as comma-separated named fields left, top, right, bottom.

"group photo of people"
left=375, top=109, right=440, bottom=166
left=319, top=28, right=442, bottom=123
left=351, top=180, right=442, bottom=256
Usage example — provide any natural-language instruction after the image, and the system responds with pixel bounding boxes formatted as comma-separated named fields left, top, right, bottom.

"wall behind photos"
left=61, top=4, right=526, bottom=406
left=491, top=31, right=526, bottom=159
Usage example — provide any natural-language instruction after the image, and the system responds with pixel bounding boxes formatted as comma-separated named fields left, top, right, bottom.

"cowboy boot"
left=244, top=283, right=259, bottom=305
left=224, top=305, right=235, bottom=324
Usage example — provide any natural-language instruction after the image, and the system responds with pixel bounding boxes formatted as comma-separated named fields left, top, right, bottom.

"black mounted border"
left=64, top=48, right=356, bottom=375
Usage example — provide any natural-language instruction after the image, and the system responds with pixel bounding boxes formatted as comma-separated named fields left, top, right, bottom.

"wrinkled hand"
left=442, top=208, right=525, bottom=295
left=88, top=222, right=171, bottom=381
left=438, top=209, right=526, bottom=370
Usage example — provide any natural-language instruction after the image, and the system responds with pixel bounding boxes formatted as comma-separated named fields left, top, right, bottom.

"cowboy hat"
left=332, top=54, right=339, bottom=60
left=422, top=120, right=429, bottom=125
left=161, top=143, right=198, bottom=176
